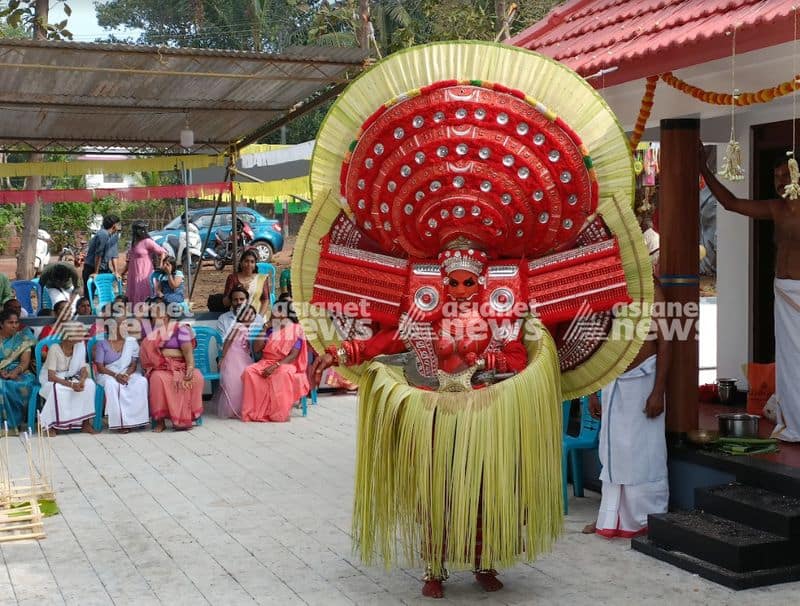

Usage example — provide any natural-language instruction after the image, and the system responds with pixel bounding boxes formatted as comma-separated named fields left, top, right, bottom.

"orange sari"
left=140, top=324, right=204, bottom=429
left=241, top=321, right=309, bottom=422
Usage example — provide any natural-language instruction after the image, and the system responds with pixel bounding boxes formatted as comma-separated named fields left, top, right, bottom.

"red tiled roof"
left=509, top=0, right=797, bottom=87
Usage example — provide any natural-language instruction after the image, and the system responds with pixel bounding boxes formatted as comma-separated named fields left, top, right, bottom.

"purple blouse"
left=163, top=324, right=194, bottom=349
left=94, top=340, right=123, bottom=365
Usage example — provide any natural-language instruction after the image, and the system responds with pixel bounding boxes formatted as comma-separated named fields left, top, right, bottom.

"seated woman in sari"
left=93, top=317, right=149, bottom=432
left=0, top=310, right=36, bottom=431
left=241, top=295, right=309, bottom=422
left=223, top=249, right=271, bottom=317
left=214, top=304, right=258, bottom=419
left=140, top=302, right=203, bottom=432
left=39, top=322, right=97, bottom=434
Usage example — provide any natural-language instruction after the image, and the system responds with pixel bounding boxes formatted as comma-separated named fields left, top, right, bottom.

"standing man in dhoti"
left=584, top=283, right=672, bottom=537
left=700, top=145, right=800, bottom=441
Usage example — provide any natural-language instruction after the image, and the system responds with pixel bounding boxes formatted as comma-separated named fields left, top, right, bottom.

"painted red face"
left=446, top=269, right=480, bottom=302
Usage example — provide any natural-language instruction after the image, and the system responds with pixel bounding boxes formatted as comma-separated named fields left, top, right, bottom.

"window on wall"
left=103, top=173, right=124, bottom=183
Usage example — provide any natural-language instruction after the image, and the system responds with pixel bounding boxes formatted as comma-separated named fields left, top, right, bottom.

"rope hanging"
left=718, top=26, right=744, bottom=182
left=785, top=6, right=800, bottom=200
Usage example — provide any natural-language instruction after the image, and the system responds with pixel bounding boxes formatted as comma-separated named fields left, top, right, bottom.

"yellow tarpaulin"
left=233, top=178, right=310, bottom=202
left=0, top=143, right=297, bottom=178
left=0, top=154, right=226, bottom=178
left=198, top=177, right=311, bottom=203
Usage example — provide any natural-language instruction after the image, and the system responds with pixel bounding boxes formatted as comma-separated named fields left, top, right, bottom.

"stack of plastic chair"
left=256, top=262, right=277, bottom=305
left=11, top=280, right=39, bottom=315
left=191, top=326, right=223, bottom=425
left=86, top=274, right=123, bottom=315
left=562, top=394, right=601, bottom=514
left=85, top=335, right=107, bottom=432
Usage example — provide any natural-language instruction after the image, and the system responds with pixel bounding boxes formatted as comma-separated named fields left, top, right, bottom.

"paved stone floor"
left=1, top=392, right=798, bottom=605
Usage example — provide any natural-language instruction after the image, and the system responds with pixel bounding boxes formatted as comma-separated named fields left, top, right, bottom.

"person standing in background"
left=83, top=214, right=121, bottom=294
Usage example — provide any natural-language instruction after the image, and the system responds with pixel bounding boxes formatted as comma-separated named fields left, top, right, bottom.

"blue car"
left=150, top=207, right=284, bottom=263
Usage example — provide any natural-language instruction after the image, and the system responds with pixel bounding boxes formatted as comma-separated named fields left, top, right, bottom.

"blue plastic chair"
left=86, top=335, right=107, bottom=432
left=256, top=262, right=277, bottom=305
left=192, top=326, right=223, bottom=425
left=28, top=337, right=58, bottom=431
left=562, top=394, right=601, bottom=514
left=299, top=347, right=318, bottom=417
left=40, top=286, right=53, bottom=310
left=86, top=274, right=123, bottom=315
left=11, top=280, right=39, bottom=315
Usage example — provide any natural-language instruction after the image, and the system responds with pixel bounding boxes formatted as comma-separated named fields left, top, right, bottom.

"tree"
left=0, top=0, right=73, bottom=39
left=95, top=0, right=316, bottom=51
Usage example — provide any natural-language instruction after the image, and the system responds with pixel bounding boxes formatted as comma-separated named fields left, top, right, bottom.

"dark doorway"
left=751, top=120, right=797, bottom=362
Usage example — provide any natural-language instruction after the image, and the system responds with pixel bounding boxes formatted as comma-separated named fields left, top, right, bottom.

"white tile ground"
left=1, top=392, right=798, bottom=605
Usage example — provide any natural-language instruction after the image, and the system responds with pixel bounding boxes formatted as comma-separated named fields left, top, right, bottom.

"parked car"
left=149, top=207, right=283, bottom=263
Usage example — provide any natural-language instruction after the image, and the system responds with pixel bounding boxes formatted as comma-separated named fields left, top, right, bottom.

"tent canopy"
left=0, top=38, right=366, bottom=154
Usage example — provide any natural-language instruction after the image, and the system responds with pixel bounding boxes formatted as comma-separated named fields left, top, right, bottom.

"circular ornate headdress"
left=294, top=42, right=653, bottom=398
left=339, top=80, right=597, bottom=259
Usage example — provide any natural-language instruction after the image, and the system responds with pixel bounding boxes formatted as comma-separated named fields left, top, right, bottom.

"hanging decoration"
left=719, top=26, right=744, bottom=181
left=629, top=75, right=658, bottom=149
left=0, top=182, right=232, bottom=205
left=660, top=72, right=800, bottom=106
left=0, top=154, right=225, bottom=179
left=785, top=7, right=800, bottom=200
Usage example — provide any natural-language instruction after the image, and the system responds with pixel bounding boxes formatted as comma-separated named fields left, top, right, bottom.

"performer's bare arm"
left=645, top=284, right=671, bottom=418
left=699, top=142, right=776, bottom=220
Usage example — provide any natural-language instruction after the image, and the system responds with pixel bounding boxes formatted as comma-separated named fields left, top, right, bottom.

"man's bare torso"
left=773, top=201, right=800, bottom=280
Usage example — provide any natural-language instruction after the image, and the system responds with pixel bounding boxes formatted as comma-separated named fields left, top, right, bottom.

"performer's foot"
left=81, top=420, right=97, bottom=434
left=421, top=579, right=444, bottom=599
left=474, top=570, right=503, bottom=592
left=582, top=522, right=597, bottom=534
left=153, top=420, right=166, bottom=433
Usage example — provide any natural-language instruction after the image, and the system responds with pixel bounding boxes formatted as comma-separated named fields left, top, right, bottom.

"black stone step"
left=648, top=511, right=798, bottom=572
left=632, top=535, right=800, bottom=590
left=696, top=483, right=800, bottom=539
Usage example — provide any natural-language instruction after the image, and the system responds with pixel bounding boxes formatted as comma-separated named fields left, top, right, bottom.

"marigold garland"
left=629, top=75, right=658, bottom=149
left=660, top=71, right=800, bottom=106
left=628, top=71, right=800, bottom=152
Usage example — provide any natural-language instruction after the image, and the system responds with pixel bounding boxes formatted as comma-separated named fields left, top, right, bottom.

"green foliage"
left=45, top=202, right=95, bottom=252
left=0, top=0, right=74, bottom=39
left=96, top=0, right=316, bottom=51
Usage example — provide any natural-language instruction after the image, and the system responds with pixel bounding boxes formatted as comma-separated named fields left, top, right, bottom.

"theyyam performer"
left=295, top=41, right=653, bottom=599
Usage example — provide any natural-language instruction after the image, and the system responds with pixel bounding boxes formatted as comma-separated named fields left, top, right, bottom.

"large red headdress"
left=339, top=81, right=598, bottom=260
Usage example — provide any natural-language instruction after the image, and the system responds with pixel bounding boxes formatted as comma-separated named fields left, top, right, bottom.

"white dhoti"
left=94, top=338, right=149, bottom=430
left=772, top=279, right=800, bottom=442
left=596, top=354, right=668, bottom=537
left=39, top=379, right=97, bottom=430
left=97, top=373, right=149, bottom=430
left=39, top=341, right=96, bottom=431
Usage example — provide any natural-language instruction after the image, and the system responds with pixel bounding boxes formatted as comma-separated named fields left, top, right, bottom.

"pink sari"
left=241, top=321, right=309, bottom=422
left=140, top=325, right=204, bottom=429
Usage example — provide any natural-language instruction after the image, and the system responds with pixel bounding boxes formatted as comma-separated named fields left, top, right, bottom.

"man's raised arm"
left=699, top=142, right=776, bottom=220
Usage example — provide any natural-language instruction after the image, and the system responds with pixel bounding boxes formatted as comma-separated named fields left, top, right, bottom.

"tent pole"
left=188, top=161, right=231, bottom=302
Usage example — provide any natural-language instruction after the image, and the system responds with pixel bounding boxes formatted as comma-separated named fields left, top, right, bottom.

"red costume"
left=294, top=42, right=653, bottom=599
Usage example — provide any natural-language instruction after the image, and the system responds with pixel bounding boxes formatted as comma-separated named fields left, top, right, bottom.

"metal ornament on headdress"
left=438, top=248, right=487, bottom=276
